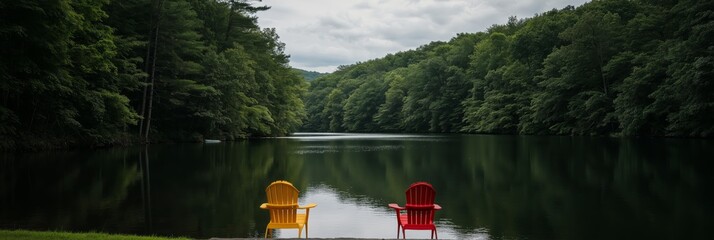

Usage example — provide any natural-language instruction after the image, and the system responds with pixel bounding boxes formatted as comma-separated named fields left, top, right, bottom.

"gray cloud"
left=257, top=0, right=589, bottom=72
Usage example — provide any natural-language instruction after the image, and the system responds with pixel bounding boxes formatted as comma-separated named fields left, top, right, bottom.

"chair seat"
left=399, top=215, right=436, bottom=230
left=267, top=213, right=306, bottom=229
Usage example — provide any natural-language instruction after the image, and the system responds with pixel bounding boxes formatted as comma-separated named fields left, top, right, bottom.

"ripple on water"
left=279, top=132, right=444, bottom=141
left=294, top=144, right=404, bottom=154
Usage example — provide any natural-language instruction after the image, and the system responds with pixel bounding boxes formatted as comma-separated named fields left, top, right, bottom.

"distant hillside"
left=293, top=68, right=327, bottom=81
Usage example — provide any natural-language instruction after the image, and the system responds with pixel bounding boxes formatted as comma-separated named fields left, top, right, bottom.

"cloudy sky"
left=256, top=0, right=590, bottom=73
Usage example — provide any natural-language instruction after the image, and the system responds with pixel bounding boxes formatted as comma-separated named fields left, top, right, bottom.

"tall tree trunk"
left=138, top=25, right=153, bottom=139
left=224, top=0, right=236, bottom=46
left=589, top=25, right=609, bottom=97
left=144, top=23, right=160, bottom=142
left=596, top=44, right=609, bottom=97
left=139, top=0, right=164, bottom=143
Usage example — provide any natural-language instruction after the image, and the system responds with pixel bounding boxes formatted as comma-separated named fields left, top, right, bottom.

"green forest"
left=0, top=0, right=307, bottom=150
left=1, top=0, right=712, bottom=151
left=303, top=0, right=713, bottom=137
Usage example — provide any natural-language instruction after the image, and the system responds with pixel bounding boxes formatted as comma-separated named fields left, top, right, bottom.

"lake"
left=1, top=133, right=713, bottom=239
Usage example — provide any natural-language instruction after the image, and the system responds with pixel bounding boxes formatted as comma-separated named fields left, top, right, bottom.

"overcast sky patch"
left=257, top=0, right=590, bottom=73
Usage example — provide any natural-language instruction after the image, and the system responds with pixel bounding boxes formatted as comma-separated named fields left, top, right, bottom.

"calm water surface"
left=1, top=133, right=713, bottom=239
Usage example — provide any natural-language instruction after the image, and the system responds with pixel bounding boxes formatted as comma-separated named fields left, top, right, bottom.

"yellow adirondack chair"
left=260, top=180, right=317, bottom=238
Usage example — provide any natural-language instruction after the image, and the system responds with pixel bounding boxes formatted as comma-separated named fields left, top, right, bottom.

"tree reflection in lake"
left=1, top=134, right=712, bottom=239
left=0, top=148, right=143, bottom=233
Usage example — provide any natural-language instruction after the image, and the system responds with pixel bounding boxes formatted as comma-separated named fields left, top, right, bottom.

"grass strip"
left=0, top=229, right=189, bottom=240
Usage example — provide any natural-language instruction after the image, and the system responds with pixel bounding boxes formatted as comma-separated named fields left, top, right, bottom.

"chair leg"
left=264, top=227, right=269, bottom=238
left=402, top=228, right=406, bottom=239
left=435, top=229, right=438, bottom=239
left=431, top=229, right=434, bottom=239
left=396, top=225, right=400, bottom=239
left=298, top=227, right=303, bottom=239
left=306, top=223, right=309, bottom=238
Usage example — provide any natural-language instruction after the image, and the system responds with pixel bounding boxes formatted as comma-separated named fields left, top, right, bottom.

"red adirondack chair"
left=388, top=182, right=442, bottom=239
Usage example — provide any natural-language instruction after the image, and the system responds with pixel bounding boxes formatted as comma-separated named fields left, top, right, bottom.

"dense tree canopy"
left=303, top=0, right=714, bottom=137
left=0, top=0, right=307, bottom=150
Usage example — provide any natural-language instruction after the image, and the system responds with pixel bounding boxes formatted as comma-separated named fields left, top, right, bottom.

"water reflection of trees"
left=1, top=136, right=712, bottom=239
left=0, top=140, right=305, bottom=239
left=142, top=140, right=304, bottom=238
left=293, top=136, right=714, bottom=240
left=0, top=149, right=143, bottom=233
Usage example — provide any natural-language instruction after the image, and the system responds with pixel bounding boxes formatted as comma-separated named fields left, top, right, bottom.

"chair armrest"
left=433, top=204, right=442, bottom=210
left=299, top=203, right=317, bottom=209
left=388, top=203, right=405, bottom=210
left=261, top=203, right=298, bottom=209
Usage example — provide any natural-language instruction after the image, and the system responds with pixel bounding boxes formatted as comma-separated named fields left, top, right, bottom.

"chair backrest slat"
left=405, top=182, right=436, bottom=225
left=266, top=181, right=299, bottom=223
